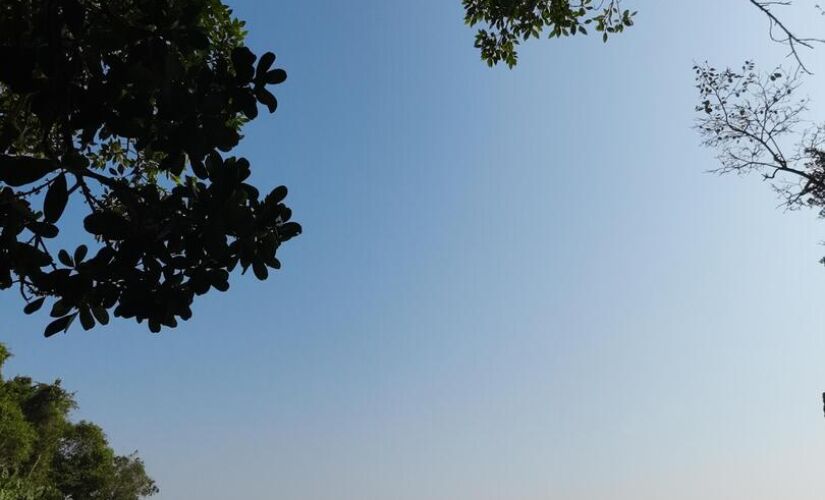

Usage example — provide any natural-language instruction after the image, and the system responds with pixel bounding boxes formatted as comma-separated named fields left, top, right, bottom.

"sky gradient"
left=3, top=1, right=825, bottom=498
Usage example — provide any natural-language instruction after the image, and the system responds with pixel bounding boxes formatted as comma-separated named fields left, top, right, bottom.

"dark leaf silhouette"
left=79, top=307, right=95, bottom=331
left=43, top=174, right=68, bottom=223
left=265, top=69, right=287, bottom=85
left=23, top=297, right=45, bottom=314
left=0, top=155, right=57, bottom=186
left=45, top=315, right=75, bottom=337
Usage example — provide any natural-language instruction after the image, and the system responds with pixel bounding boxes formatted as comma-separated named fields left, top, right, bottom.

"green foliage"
left=0, top=0, right=300, bottom=335
left=463, top=0, right=636, bottom=67
left=0, top=471, right=53, bottom=500
left=0, top=398, right=36, bottom=469
left=0, top=344, right=157, bottom=499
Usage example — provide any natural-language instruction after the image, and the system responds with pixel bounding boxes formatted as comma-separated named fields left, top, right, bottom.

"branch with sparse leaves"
left=695, top=60, right=825, bottom=218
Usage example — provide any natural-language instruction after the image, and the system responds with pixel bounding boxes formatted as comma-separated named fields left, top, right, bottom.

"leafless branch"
left=749, top=0, right=825, bottom=73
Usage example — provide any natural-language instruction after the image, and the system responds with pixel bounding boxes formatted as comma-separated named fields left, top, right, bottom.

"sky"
left=3, top=1, right=825, bottom=499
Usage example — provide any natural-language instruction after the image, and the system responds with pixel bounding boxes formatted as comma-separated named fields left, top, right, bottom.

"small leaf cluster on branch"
left=0, top=0, right=300, bottom=335
left=462, top=0, right=636, bottom=67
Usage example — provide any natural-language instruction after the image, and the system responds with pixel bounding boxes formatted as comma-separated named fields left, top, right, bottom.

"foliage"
left=0, top=344, right=157, bottom=499
left=695, top=2, right=825, bottom=265
left=0, top=0, right=300, bottom=335
left=462, top=0, right=636, bottom=67
left=695, top=59, right=825, bottom=255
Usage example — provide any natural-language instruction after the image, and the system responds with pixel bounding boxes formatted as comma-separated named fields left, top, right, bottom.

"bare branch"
left=749, top=0, right=825, bottom=73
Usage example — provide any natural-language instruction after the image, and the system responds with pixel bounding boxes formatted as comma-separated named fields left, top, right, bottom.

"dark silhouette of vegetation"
left=693, top=2, right=825, bottom=260
left=462, top=0, right=636, bottom=67
left=461, top=1, right=822, bottom=68
left=463, top=1, right=825, bottom=416
left=0, top=0, right=818, bottom=338
left=0, top=0, right=300, bottom=336
left=461, top=1, right=825, bottom=417
left=0, top=344, right=157, bottom=498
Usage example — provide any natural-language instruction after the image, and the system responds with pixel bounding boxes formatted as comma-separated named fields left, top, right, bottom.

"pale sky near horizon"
left=3, top=1, right=825, bottom=499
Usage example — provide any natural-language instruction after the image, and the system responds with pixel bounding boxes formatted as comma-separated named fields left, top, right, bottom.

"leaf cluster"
left=695, top=61, right=825, bottom=259
left=462, top=0, right=635, bottom=67
left=0, top=0, right=299, bottom=335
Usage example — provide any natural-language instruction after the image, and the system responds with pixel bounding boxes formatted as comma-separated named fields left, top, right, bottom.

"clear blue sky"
left=3, top=1, right=825, bottom=498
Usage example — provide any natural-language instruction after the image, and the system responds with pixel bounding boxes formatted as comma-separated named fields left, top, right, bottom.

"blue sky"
left=3, top=1, right=825, bottom=498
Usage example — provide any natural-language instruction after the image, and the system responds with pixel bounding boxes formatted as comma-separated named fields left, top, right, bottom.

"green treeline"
left=0, top=344, right=157, bottom=500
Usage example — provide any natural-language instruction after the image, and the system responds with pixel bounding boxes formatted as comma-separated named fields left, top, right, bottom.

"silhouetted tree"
left=0, top=1, right=817, bottom=337
left=461, top=1, right=821, bottom=68
left=694, top=62, right=824, bottom=212
left=462, top=1, right=825, bottom=415
left=462, top=0, right=636, bottom=67
left=0, top=343, right=157, bottom=498
left=694, top=2, right=825, bottom=261
left=0, top=0, right=300, bottom=335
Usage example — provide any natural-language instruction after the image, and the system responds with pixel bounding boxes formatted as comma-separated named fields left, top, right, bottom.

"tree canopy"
left=463, top=2, right=825, bottom=271
left=0, top=343, right=157, bottom=499
left=1, top=0, right=822, bottom=337
left=0, top=0, right=300, bottom=336
left=693, top=2, right=825, bottom=264
left=462, top=0, right=636, bottom=67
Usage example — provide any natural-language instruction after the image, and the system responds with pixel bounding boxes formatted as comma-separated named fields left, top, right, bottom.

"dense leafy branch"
left=0, top=0, right=300, bottom=335
left=462, top=0, right=636, bottom=67
left=462, top=1, right=824, bottom=70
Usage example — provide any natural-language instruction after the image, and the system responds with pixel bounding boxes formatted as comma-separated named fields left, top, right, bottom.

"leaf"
left=58, top=249, right=74, bottom=267
left=191, top=157, right=209, bottom=179
left=267, top=185, right=288, bottom=204
left=256, top=52, right=276, bottom=80
left=27, top=222, right=59, bottom=238
left=83, top=212, right=130, bottom=240
left=74, top=245, right=88, bottom=264
left=209, top=270, right=230, bottom=291
left=91, top=306, right=110, bottom=325
left=265, top=69, right=287, bottom=85
left=252, top=259, right=268, bottom=280
left=231, top=46, right=256, bottom=82
left=44, top=314, right=75, bottom=337
left=44, top=174, right=68, bottom=223
left=0, top=155, right=58, bottom=187
left=79, top=307, right=95, bottom=331
left=24, top=297, right=46, bottom=315
left=148, top=319, right=161, bottom=333
left=237, top=91, right=258, bottom=120
left=50, top=299, right=70, bottom=318
left=255, top=88, right=278, bottom=113
left=278, top=222, right=302, bottom=242
left=16, top=242, right=53, bottom=267
left=213, top=126, right=240, bottom=152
